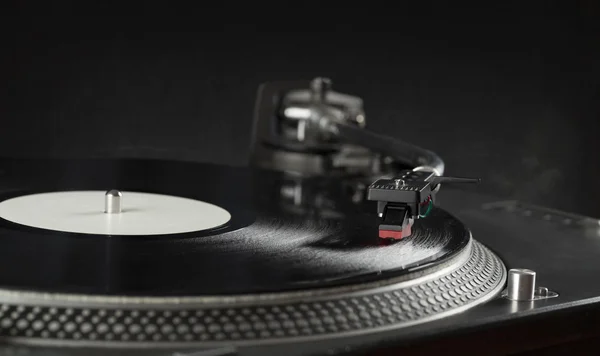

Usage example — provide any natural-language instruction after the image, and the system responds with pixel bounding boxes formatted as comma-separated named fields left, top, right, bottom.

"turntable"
left=0, top=78, right=598, bottom=356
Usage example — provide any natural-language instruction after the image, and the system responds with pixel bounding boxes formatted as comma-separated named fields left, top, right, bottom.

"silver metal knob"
left=104, top=190, right=122, bottom=214
left=506, top=268, right=536, bottom=301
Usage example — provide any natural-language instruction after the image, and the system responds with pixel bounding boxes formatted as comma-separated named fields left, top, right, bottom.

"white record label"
left=0, top=191, right=231, bottom=236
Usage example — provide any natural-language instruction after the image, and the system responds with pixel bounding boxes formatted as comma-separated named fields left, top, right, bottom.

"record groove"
left=0, top=158, right=470, bottom=295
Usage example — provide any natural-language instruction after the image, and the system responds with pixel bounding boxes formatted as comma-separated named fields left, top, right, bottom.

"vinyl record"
left=0, top=157, right=470, bottom=296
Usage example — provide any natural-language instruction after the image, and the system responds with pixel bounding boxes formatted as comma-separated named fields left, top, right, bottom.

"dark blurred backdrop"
left=2, top=3, right=599, bottom=217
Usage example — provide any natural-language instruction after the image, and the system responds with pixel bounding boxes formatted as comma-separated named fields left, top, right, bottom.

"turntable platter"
left=0, top=157, right=505, bottom=347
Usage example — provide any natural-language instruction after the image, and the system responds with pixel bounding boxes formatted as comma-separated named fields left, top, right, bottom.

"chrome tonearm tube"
left=280, top=77, right=446, bottom=176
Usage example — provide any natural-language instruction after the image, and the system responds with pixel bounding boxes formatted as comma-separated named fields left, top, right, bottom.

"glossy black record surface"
left=0, top=158, right=470, bottom=296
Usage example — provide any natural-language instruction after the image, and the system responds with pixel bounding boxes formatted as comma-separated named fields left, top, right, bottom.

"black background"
left=2, top=3, right=599, bottom=217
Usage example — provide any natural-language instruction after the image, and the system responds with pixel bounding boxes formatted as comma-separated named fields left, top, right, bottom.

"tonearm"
left=250, top=77, right=479, bottom=239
